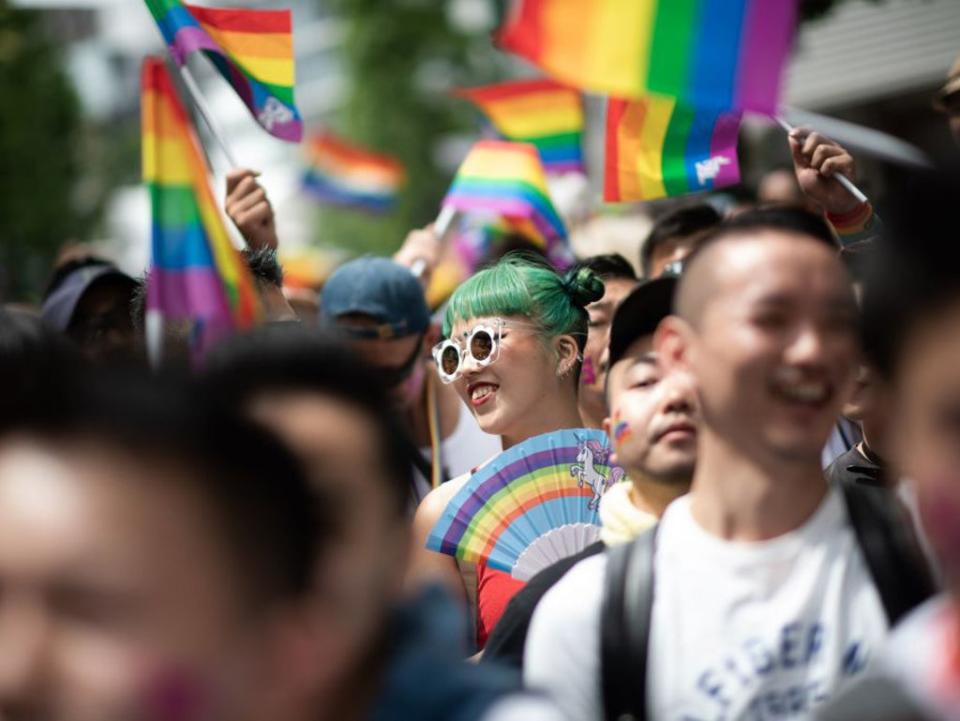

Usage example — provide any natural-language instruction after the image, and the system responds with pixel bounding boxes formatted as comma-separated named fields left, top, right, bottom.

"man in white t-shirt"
left=525, top=207, right=890, bottom=721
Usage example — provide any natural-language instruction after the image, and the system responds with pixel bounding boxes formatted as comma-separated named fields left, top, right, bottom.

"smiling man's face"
left=605, top=336, right=698, bottom=483
left=681, top=232, right=858, bottom=464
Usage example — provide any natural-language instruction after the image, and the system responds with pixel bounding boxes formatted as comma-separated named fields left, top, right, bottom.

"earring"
left=557, top=359, right=574, bottom=378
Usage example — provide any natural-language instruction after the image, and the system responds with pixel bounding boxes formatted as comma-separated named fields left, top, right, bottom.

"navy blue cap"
left=41, top=264, right=136, bottom=333
left=320, top=257, right=430, bottom=339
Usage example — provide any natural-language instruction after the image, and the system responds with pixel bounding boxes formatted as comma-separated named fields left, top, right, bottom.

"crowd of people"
left=1, top=62, right=960, bottom=721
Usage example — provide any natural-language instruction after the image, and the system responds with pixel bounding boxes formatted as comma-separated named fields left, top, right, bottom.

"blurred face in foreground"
left=891, top=297, right=960, bottom=592
left=604, top=336, right=698, bottom=483
left=664, top=232, right=858, bottom=465
left=249, top=392, right=408, bottom=676
left=0, top=439, right=295, bottom=721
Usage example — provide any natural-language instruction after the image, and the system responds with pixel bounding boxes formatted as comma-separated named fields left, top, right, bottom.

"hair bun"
left=562, top=266, right=605, bottom=308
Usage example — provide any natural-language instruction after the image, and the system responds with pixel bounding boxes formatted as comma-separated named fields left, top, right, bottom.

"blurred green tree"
left=0, top=3, right=84, bottom=301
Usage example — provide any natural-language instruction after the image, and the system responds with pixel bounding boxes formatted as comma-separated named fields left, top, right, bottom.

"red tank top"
left=475, top=560, right=526, bottom=649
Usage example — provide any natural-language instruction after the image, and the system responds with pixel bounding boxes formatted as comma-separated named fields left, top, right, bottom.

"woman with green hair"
left=407, top=253, right=604, bottom=649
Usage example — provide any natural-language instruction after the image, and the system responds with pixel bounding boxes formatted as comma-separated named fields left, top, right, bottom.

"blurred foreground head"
left=0, top=369, right=327, bottom=721
left=202, top=326, right=414, bottom=681
left=861, top=168, right=960, bottom=592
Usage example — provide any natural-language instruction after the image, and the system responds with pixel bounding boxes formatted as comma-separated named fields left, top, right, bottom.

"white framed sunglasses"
left=432, top=318, right=534, bottom=384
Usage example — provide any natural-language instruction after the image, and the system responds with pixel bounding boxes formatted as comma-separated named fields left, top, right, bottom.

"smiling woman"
left=407, top=253, right=604, bottom=649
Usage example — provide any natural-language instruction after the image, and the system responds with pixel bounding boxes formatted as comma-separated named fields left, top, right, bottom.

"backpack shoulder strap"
left=600, top=526, right=658, bottom=721
left=839, top=482, right=937, bottom=625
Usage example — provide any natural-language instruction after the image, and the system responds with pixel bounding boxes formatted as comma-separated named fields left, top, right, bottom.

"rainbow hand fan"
left=427, top=429, right=626, bottom=581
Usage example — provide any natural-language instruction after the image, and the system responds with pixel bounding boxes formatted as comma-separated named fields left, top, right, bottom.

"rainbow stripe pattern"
left=456, top=79, right=584, bottom=174
left=302, top=132, right=405, bottom=213
left=142, top=57, right=261, bottom=359
left=427, top=429, right=624, bottom=578
left=604, top=95, right=742, bottom=202
left=498, top=0, right=798, bottom=114
left=442, top=140, right=566, bottom=249
left=145, top=0, right=302, bottom=142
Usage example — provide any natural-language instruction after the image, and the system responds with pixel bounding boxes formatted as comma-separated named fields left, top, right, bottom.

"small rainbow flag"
left=604, top=95, right=742, bottom=202
left=142, top=56, right=261, bottom=361
left=145, top=0, right=302, bottom=142
left=442, top=140, right=566, bottom=249
left=302, top=132, right=405, bottom=213
left=455, top=79, right=584, bottom=174
left=498, top=0, right=797, bottom=114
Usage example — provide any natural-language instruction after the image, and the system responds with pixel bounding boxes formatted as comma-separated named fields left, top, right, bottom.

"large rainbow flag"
left=145, top=0, right=302, bottom=142
left=455, top=79, right=584, bottom=174
left=498, top=0, right=797, bottom=114
left=302, top=132, right=405, bottom=213
left=442, top=140, right=566, bottom=250
left=142, top=56, right=261, bottom=361
left=604, top=95, right=742, bottom=202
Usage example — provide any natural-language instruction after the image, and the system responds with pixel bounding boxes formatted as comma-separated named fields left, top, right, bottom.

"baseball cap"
left=608, top=275, right=677, bottom=368
left=41, top=263, right=137, bottom=333
left=320, top=257, right=430, bottom=339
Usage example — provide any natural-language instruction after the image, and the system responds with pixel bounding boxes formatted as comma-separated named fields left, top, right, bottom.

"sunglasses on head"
left=432, top=318, right=538, bottom=384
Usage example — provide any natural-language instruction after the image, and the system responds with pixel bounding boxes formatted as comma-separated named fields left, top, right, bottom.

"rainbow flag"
left=442, top=140, right=566, bottom=249
left=145, top=0, right=302, bottom=142
left=498, top=0, right=797, bottom=114
left=604, top=95, right=742, bottom=202
left=302, top=132, right=405, bottom=213
left=455, top=79, right=584, bottom=174
left=142, top=56, right=261, bottom=361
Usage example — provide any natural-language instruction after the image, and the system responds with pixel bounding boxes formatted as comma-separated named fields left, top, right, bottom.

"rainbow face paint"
left=141, top=666, right=210, bottom=721
left=580, top=356, right=597, bottom=387
left=612, top=409, right=632, bottom=445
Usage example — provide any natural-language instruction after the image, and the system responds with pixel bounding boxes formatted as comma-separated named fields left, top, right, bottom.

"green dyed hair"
left=442, top=253, right=605, bottom=352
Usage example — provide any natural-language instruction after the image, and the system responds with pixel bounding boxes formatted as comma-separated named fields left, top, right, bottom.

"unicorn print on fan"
left=571, top=439, right=624, bottom=510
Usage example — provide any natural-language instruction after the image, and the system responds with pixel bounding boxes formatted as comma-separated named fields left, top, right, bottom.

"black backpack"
left=599, top=483, right=937, bottom=721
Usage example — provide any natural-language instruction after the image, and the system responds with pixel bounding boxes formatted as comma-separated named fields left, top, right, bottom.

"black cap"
left=608, top=275, right=677, bottom=367
left=41, top=264, right=136, bottom=333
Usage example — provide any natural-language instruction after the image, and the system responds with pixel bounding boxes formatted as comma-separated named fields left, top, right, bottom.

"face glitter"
left=580, top=356, right=597, bottom=386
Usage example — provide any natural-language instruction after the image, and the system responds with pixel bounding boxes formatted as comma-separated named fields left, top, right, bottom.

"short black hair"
left=676, top=206, right=843, bottom=325
left=43, top=256, right=114, bottom=300
left=242, top=247, right=284, bottom=288
left=641, top=204, right=722, bottom=277
left=571, top=254, right=638, bottom=284
left=692, top=205, right=839, bottom=260
left=0, top=368, right=324, bottom=607
left=130, top=248, right=284, bottom=330
left=200, top=325, right=414, bottom=516
left=861, top=169, right=960, bottom=379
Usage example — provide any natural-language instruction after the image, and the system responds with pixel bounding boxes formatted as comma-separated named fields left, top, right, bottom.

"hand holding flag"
left=142, top=56, right=261, bottom=364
